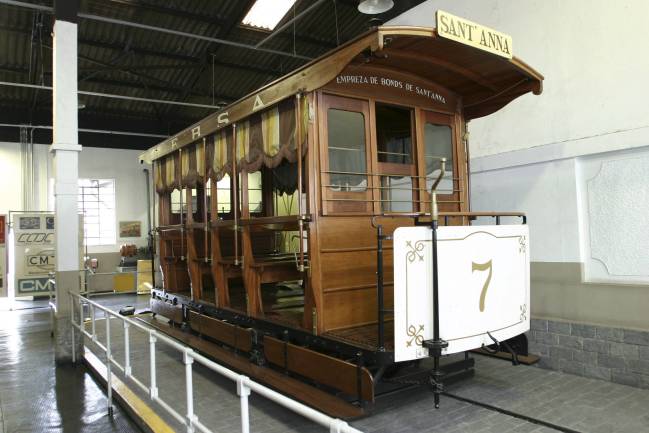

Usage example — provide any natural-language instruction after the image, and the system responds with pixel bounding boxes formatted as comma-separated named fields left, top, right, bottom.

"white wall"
left=390, top=1, right=649, bottom=329
left=76, top=147, right=152, bottom=254
left=390, top=0, right=649, bottom=158
left=0, top=142, right=23, bottom=215
left=0, top=141, right=152, bottom=255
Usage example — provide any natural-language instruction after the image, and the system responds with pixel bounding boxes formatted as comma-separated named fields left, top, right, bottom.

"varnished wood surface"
left=323, top=322, right=395, bottom=352
left=137, top=315, right=365, bottom=419
left=151, top=299, right=183, bottom=324
left=264, top=336, right=374, bottom=402
left=188, top=310, right=253, bottom=352
left=140, top=25, right=543, bottom=163
left=150, top=21, right=542, bottom=343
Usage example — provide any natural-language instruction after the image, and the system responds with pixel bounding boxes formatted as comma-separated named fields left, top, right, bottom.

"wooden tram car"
left=140, top=24, right=543, bottom=417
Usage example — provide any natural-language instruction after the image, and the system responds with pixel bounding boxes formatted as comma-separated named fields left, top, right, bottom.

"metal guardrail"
left=68, top=291, right=363, bottom=433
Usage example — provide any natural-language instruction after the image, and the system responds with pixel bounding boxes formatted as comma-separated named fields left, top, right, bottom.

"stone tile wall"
left=527, top=318, right=649, bottom=389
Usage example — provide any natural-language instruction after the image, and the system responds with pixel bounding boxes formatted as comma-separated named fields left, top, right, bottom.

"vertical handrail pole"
left=149, top=333, right=158, bottom=398
left=90, top=304, right=96, bottom=341
left=123, top=321, right=131, bottom=377
left=179, top=148, right=185, bottom=263
left=203, top=137, right=209, bottom=266
left=376, top=223, right=385, bottom=351
left=184, top=351, right=195, bottom=433
left=70, top=294, right=76, bottom=364
left=105, top=311, right=113, bottom=416
left=78, top=296, right=84, bottom=335
left=422, top=158, right=448, bottom=409
left=295, top=93, right=305, bottom=272
left=233, top=125, right=240, bottom=266
left=237, top=376, right=251, bottom=433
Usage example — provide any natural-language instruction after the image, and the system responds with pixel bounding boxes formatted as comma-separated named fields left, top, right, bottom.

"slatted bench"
left=240, top=215, right=310, bottom=317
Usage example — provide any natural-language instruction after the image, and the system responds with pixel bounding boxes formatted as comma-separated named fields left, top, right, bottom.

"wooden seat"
left=157, top=225, right=190, bottom=293
left=186, top=223, right=215, bottom=303
left=210, top=219, right=242, bottom=308
left=240, top=217, right=307, bottom=317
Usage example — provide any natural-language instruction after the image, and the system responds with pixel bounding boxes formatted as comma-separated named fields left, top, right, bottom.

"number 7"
left=472, top=260, right=493, bottom=312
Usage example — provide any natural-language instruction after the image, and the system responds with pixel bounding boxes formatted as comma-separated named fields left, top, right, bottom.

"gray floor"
left=83, top=295, right=649, bottom=433
left=3, top=294, right=649, bottom=433
left=0, top=294, right=143, bottom=433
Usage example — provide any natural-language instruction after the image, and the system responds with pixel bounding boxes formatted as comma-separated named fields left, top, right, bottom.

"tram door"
left=419, top=110, right=463, bottom=224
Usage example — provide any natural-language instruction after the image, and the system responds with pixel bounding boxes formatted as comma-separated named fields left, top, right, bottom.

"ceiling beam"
left=104, top=0, right=227, bottom=27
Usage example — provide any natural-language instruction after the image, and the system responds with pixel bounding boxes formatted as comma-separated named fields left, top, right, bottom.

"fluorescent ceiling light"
left=241, top=0, right=297, bottom=31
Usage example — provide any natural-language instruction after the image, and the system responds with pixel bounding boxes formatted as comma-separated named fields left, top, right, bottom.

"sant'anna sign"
left=436, top=10, right=513, bottom=59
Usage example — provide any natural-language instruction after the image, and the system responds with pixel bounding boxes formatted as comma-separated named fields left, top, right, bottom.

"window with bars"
left=78, top=179, right=116, bottom=246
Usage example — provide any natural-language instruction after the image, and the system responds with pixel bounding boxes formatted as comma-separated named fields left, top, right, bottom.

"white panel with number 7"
left=393, top=225, right=530, bottom=362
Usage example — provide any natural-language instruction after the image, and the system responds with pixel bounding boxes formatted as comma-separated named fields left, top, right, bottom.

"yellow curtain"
left=180, top=142, right=206, bottom=187
left=261, top=107, right=280, bottom=156
left=154, top=160, right=165, bottom=193
left=236, top=121, right=250, bottom=163
left=212, top=131, right=229, bottom=180
left=231, top=95, right=308, bottom=172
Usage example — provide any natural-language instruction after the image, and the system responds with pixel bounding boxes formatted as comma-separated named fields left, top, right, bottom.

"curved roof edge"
left=140, top=25, right=543, bottom=164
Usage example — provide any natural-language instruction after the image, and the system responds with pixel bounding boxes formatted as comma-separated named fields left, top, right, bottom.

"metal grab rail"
left=68, top=291, right=363, bottom=433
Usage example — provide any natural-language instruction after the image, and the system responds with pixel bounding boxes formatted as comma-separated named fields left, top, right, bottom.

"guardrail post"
left=90, top=304, right=96, bottom=341
left=183, top=351, right=196, bottom=433
left=105, top=310, right=113, bottom=416
left=237, top=376, right=251, bottom=433
left=330, top=419, right=348, bottom=433
left=149, top=333, right=158, bottom=398
left=123, top=322, right=131, bottom=377
left=70, top=294, right=76, bottom=364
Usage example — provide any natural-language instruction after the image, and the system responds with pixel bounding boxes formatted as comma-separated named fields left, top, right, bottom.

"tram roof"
left=140, top=25, right=543, bottom=164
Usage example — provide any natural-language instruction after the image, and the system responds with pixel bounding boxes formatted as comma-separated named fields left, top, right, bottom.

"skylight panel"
left=241, top=0, right=297, bottom=31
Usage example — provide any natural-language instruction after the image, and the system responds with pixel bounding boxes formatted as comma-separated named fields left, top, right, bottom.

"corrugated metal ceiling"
left=0, top=0, right=425, bottom=148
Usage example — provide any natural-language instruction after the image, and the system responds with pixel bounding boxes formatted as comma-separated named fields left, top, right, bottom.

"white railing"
left=68, top=291, right=363, bottom=433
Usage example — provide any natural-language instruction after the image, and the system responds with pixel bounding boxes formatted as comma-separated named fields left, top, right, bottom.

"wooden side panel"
left=187, top=310, right=252, bottom=352
left=151, top=298, right=183, bottom=323
left=323, top=285, right=394, bottom=331
left=264, top=336, right=374, bottom=402
left=316, top=216, right=407, bottom=332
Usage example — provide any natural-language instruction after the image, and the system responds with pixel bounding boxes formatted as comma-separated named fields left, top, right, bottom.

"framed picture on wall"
left=119, top=221, right=141, bottom=238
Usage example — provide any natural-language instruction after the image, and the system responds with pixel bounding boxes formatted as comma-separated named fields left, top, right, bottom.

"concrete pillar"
left=51, top=0, right=82, bottom=364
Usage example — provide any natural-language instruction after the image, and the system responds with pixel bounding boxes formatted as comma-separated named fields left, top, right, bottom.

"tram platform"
left=2, top=293, right=649, bottom=433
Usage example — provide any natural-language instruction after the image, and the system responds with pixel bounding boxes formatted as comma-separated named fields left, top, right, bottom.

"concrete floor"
left=3, top=293, right=649, bottom=433
left=86, top=294, right=649, bottom=433
left=0, top=295, right=143, bottom=433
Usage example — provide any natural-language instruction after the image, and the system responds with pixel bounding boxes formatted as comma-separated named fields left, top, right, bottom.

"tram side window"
left=215, top=175, right=231, bottom=216
left=247, top=171, right=263, bottom=214
left=424, top=123, right=454, bottom=194
left=170, top=188, right=187, bottom=214
left=236, top=171, right=264, bottom=216
left=327, top=108, right=367, bottom=192
left=376, top=103, right=415, bottom=213
left=376, top=104, right=412, bottom=164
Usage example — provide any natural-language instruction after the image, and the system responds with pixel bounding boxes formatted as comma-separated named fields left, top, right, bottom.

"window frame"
left=416, top=109, right=461, bottom=214
left=319, top=93, right=375, bottom=215
left=78, top=178, right=117, bottom=246
left=373, top=101, right=418, bottom=214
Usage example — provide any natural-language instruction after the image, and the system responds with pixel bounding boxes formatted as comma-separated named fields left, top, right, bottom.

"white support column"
left=51, top=6, right=82, bottom=363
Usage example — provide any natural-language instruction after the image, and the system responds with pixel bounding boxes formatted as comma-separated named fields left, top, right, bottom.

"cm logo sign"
left=17, top=278, right=51, bottom=294
left=17, top=233, right=54, bottom=244
left=26, top=252, right=55, bottom=271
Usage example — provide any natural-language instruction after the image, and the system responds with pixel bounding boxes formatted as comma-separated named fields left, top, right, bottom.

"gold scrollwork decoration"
left=405, top=240, right=425, bottom=263
left=406, top=324, right=425, bottom=347
left=520, top=304, right=527, bottom=321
